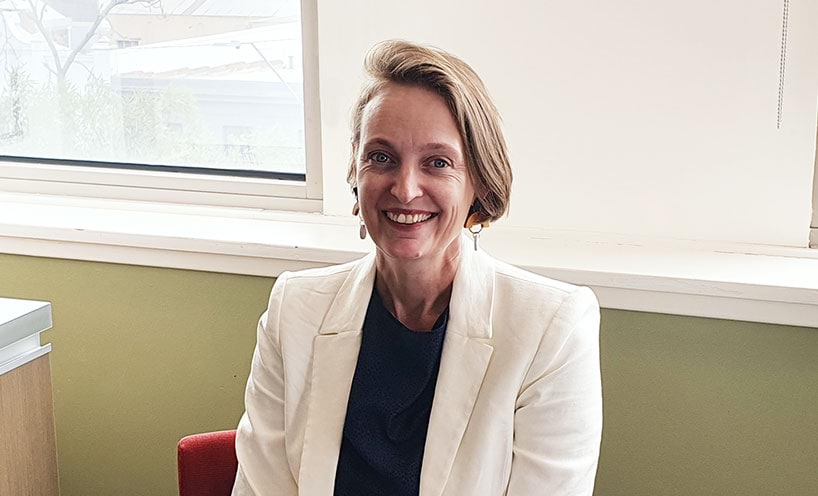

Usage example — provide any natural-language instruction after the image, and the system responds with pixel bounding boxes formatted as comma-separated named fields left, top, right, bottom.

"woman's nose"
left=390, top=165, right=422, bottom=204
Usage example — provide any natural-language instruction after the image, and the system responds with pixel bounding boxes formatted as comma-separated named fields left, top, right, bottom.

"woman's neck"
left=375, top=247, right=460, bottom=332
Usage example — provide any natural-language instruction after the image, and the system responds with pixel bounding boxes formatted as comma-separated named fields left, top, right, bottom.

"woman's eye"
left=370, top=152, right=390, bottom=163
left=432, top=158, right=450, bottom=168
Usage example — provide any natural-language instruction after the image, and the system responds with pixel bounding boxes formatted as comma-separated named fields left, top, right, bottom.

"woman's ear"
left=465, top=200, right=490, bottom=228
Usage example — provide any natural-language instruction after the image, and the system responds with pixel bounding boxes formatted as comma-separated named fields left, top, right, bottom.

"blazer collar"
left=318, top=234, right=495, bottom=338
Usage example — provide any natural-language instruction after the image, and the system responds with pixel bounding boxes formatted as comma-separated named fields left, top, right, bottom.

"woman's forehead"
left=363, top=84, right=447, bottom=118
left=360, top=84, right=463, bottom=150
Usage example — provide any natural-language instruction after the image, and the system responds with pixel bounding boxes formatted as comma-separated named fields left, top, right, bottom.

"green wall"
left=1, top=253, right=816, bottom=495
left=0, top=254, right=271, bottom=496
left=597, top=310, right=818, bottom=495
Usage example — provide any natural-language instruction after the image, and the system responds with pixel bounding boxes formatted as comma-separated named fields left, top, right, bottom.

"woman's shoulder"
left=277, top=258, right=362, bottom=288
left=268, top=257, right=368, bottom=311
left=486, top=257, right=600, bottom=354
left=488, top=256, right=599, bottom=315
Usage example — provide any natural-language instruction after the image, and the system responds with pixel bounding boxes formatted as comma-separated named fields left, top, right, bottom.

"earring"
left=352, top=201, right=366, bottom=239
left=359, top=217, right=367, bottom=240
left=465, top=212, right=488, bottom=251
left=469, top=223, right=482, bottom=251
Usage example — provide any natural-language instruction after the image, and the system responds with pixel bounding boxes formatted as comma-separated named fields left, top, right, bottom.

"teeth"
left=386, top=212, right=432, bottom=224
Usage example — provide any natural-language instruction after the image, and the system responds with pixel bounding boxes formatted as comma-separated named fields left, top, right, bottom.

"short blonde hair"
left=347, top=40, right=512, bottom=223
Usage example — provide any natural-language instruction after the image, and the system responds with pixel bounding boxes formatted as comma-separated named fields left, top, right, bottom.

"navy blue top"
left=334, top=287, right=448, bottom=496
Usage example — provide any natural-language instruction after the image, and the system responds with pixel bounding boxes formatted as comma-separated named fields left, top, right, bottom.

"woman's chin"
left=375, top=238, right=428, bottom=261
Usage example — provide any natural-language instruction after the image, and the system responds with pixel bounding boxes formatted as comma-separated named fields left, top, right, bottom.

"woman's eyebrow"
left=362, top=137, right=396, bottom=150
left=420, top=142, right=462, bottom=158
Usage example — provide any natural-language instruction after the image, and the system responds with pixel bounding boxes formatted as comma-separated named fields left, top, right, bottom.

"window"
left=0, top=0, right=321, bottom=211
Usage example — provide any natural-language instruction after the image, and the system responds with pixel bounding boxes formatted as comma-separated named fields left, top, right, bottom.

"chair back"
left=177, top=430, right=238, bottom=496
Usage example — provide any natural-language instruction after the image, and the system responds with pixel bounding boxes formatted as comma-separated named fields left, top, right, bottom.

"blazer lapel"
left=420, top=334, right=493, bottom=496
left=297, top=254, right=376, bottom=496
left=297, top=331, right=362, bottom=495
left=420, top=237, right=496, bottom=496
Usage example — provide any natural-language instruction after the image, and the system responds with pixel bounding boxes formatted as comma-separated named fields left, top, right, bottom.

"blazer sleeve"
left=506, top=286, right=603, bottom=496
left=232, top=274, right=299, bottom=496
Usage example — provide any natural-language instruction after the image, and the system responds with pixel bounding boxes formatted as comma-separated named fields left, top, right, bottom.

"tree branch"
left=59, top=0, right=129, bottom=79
left=12, top=0, right=163, bottom=82
left=1, top=12, right=20, bottom=66
left=23, top=0, right=62, bottom=75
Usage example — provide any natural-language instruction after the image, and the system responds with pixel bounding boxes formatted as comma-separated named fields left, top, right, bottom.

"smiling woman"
left=231, top=40, right=603, bottom=496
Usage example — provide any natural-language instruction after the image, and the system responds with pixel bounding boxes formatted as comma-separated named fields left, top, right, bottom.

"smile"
left=384, top=211, right=436, bottom=225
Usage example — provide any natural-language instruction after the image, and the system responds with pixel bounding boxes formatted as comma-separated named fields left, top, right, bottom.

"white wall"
left=317, top=0, right=818, bottom=247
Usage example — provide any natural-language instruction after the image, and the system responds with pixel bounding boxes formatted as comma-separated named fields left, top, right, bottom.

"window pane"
left=0, top=0, right=305, bottom=176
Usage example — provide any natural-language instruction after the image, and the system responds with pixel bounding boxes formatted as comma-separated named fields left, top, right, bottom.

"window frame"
left=0, top=0, right=323, bottom=213
left=812, top=123, right=818, bottom=248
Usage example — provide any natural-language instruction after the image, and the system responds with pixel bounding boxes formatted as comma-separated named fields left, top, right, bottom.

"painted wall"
left=0, top=254, right=270, bottom=496
left=1, top=253, right=816, bottom=495
left=317, top=0, right=818, bottom=246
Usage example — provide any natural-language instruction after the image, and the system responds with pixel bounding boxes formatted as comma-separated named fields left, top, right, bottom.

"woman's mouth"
left=384, top=211, right=438, bottom=225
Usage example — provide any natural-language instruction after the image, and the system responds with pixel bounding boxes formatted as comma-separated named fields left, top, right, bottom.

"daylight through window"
left=0, top=0, right=306, bottom=178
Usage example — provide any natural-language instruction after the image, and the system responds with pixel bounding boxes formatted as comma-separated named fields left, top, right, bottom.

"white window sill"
left=1, top=193, right=816, bottom=328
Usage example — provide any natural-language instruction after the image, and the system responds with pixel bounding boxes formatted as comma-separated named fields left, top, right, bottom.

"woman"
left=232, top=40, right=602, bottom=496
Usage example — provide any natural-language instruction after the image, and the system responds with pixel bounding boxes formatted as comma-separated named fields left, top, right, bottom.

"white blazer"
left=232, top=235, right=602, bottom=496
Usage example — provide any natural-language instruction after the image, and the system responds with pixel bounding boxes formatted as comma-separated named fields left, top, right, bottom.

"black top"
left=334, top=287, right=448, bottom=496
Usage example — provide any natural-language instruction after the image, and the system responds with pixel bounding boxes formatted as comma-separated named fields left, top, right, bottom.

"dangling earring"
left=359, top=217, right=367, bottom=240
left=352, top=200, right=366, bottom=240
left=465, top=212, right=488, bottom=251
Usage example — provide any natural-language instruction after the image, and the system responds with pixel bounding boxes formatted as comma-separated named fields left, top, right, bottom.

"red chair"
left=177, top=430, right=238, bottom=496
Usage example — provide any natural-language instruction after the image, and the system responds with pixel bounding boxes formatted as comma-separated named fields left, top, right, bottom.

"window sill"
left=1, top=193, right=816, bottom=328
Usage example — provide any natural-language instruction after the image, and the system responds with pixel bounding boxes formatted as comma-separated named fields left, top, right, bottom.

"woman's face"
left=356, top=83, right=475, bottom=263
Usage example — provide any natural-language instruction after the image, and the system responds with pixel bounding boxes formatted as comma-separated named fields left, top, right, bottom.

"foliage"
left=0, top=67, right=304, bottom=172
